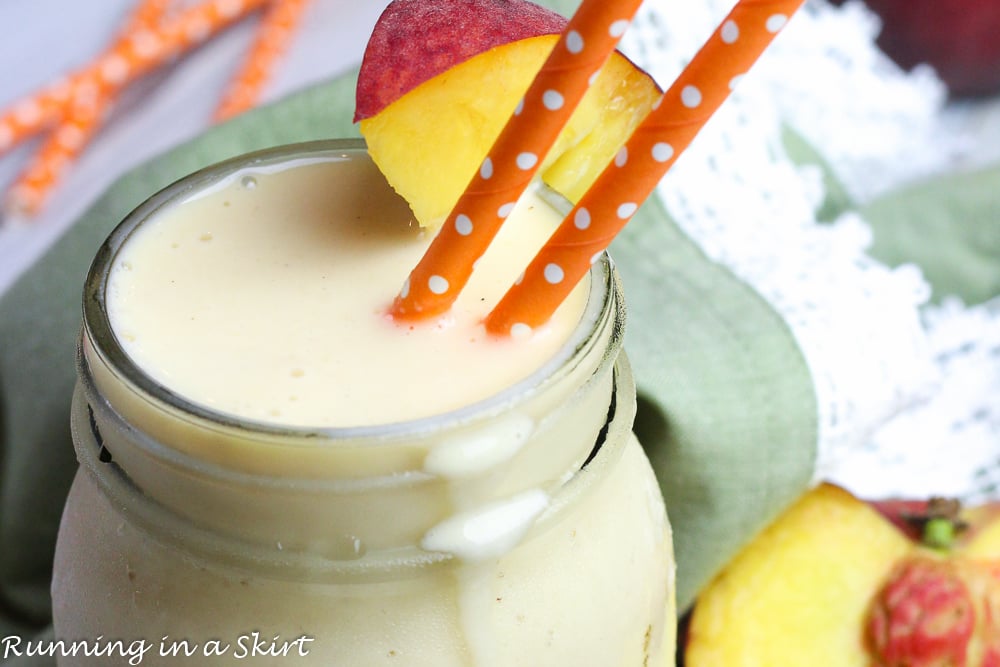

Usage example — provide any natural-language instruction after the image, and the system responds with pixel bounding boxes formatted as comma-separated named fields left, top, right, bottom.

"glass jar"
left=52, top=140, right=675, bottom=666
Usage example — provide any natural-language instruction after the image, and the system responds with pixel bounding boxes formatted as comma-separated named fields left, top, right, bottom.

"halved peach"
left=685, top=483, right=1000, bottom=666
left=685, top=484, right=913, bottom=666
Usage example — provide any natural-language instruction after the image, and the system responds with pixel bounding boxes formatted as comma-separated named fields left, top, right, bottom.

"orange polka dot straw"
left=214, top=0, right=312, bottom=121
left=122, top=0, right=175, bottom=32
left=0, top=0, right=268, bottom=159
left=0, top=77, right=84, bottom=158
left=3, top=85, right=115, bottom=217
left=390, top=0, right=645, bottom=321
left=4, top=0, right=173, bottom=217
left=485, top=0, right=807, bottom=336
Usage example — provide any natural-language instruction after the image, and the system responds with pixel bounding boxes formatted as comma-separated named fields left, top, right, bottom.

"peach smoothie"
left=104, top=145, right=588, bottom=429
left=52, top=141, right=675, bottom=666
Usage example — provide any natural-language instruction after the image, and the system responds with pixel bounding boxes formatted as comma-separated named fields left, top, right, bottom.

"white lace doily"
left=617, top=0, right=1000, bottom=500
left=831, top=296, right=1000, bottom=503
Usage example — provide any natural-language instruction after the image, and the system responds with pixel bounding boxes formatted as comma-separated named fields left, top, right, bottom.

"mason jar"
left=52, top=140, right=675, bottom=666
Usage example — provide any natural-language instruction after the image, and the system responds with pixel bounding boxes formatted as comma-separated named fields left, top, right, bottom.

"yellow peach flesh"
left=685, top=484, right=913, bottom=667
left=359, top=34, right=661, bottom=228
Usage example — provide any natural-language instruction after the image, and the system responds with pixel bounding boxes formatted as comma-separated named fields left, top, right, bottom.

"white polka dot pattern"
left=617, top=202, right=638, bottom=219
left=652, top=142, right=674, bottom=162
left=128, top=30, right=163, bottom=59
left=566, top=30, right=584, bottom=54
left=13, top=102, right=41, bottom=126
left=766, top=13, right=788, bottom=32
left=392, top=0, right=646, bottom=321
left=100, top=56, right=132, bottom=85
left=486, top=0, right=806, bottom=334
left=217, top=0, right=246, bottom=19
left=721, top=20, right=739, bottom=44
left=609, top=19, right=631, bottom=37
left=455, top=214, right=473, bottom=236
left=516, top=152, right=538, bottom=170
left=428, top=275, right=449, bottom=295
left=542, top=90, right=565, bottom=110
left=681, top=85, right=702, bottom=108
left=55, top=125, right=86, bottom=150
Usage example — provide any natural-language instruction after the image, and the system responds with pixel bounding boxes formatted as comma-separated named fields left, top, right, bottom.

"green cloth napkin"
left=863, top=164, right=1000, bottom=306
left=2, top=17, right=998, bottom=663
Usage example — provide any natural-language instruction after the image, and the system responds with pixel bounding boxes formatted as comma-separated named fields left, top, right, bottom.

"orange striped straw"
left=0, top=0, right=268, bottom=158
left=485, top=0, right=806, bottom=335
left=390, top=0, right=645, bottom=321
left=214, top=0, right=312, bottom=121
left=4, top=0, right=173, bottom=216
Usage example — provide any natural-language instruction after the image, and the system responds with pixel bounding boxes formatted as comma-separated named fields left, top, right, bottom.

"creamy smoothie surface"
left=106, top=153, right=589, bottom=428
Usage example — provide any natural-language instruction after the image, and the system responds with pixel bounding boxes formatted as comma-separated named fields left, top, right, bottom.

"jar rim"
left=82, top=138, right=625, bottom=444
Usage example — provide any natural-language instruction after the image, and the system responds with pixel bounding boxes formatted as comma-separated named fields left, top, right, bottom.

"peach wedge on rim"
left=355, top=0, right=662, bottom=229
